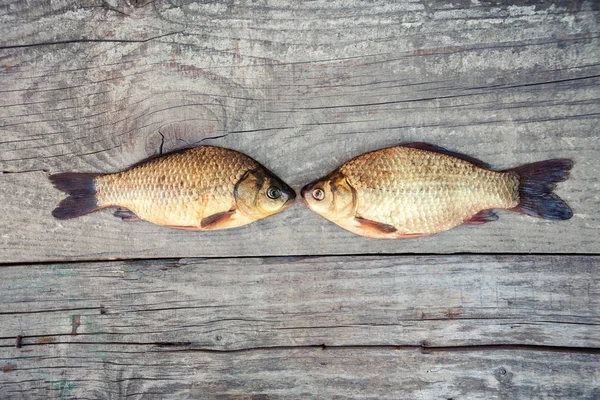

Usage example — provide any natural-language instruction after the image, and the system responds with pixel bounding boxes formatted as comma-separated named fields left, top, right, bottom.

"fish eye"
left=312, top=187, right=325, bottom=201
left=266, top=186, right=281, bottom=200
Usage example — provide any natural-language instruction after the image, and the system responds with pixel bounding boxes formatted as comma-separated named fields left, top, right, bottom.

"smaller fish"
left=301, top=142, right=573, bottom=239
left=50, top=146, right=295, bottom=230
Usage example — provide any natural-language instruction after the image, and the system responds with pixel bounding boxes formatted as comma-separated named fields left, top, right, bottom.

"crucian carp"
left=50, top=146, right=295, bottom=231
left=301, top=143, right=573, bottom=239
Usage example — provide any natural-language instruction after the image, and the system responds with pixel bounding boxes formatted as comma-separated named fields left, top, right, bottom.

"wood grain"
left=0, top=255, right=597, bottom=349
left=2, top=346, right=598, bottom=399
left=1, top=0, right=599, bottom=261
left=1, top=255, right=598, bottom=399
left=1, top=2, right=599, bottom=397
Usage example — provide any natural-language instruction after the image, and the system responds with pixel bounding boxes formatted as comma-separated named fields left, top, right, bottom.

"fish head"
left=234, top=168, right=296, bottom=220
left=301, top=172, right=356, bottom=221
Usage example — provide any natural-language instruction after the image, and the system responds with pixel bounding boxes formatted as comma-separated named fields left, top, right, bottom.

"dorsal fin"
left=125, top=146, right=201, bottom=171
left=401, top=142, right=491, bottom=169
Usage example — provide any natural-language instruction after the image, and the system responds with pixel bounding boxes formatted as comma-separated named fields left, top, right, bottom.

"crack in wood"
left=1, top=169, right=49, bottom=175
left=1, top=1, right=599, bottom=396
left=0, top=32, right=182, bottom=50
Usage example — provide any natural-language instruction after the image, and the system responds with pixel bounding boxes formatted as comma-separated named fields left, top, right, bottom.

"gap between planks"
left=2, top=341, right=599, bottom=355
left=1, top=252, right=599, bottom=267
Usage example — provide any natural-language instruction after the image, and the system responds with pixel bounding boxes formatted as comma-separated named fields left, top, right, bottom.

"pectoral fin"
left=355, top=217, right=398, bottom=234
left=164, top=225, right=202, bottom=231
left=200, top=210, right=237, bottom=230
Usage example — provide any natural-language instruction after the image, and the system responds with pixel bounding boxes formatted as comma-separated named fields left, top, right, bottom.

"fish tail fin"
left=508, top=159, right=573, bottom=220
left=49, top=172, right=101, bottom=219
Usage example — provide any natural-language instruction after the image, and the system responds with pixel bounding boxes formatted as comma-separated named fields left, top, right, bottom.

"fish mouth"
left=300, top=183, right=313, bottom=206
left=283, top=185, right=297, bottom=206
left=285, top=194, right=296, bottom=206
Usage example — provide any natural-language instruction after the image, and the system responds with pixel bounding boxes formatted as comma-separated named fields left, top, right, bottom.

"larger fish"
left=301, top=143, right=573, bottom=239
left=50, top=146, right=295, bottom=230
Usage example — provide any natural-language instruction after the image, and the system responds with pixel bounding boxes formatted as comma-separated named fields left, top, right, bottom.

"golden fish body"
left=301, top=143, right=572, bottom=239
left=51, top=146, right=295, bottom=230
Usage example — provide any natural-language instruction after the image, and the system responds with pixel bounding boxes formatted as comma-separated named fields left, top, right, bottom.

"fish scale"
left=94, top=147, right=258, bottom=227
left=49, top=145, right=295, bottom=231
left=301, top=142, right=573, bottom=240
left=341, top=147, right=520, bottom=234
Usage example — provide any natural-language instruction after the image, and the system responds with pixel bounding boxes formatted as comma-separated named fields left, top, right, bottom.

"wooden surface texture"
left=1, top=0, right=599, bottom=261
left=1, top=0, right=599, bottom=398
left=1, top=255, right=599, bottom=398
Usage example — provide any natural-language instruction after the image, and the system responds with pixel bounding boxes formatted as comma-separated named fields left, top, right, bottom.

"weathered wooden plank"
left=1, top=1, right=599, bottom=261
left=1, top=345, right=598, bottom=399
left=1, top=256, right=598, bottom=350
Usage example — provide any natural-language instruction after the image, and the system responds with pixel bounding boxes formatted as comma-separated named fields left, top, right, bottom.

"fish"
left=49, top=146, right=296, bottom=230
left=301, top=142, right=573, bottom=239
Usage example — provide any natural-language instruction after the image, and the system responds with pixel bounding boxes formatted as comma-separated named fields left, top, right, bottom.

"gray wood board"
left=1, top=1, right=599, bottom=262
left=1, top=255, right=599, bottom=399
left=1, top=255, right=597, bottom=349
left=1, top=346, right=598, bottom=399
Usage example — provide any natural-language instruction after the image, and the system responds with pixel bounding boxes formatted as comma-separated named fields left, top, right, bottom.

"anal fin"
left=464, top=209, right=498, bottom=225
left=113, top=208, right=141, bottom=222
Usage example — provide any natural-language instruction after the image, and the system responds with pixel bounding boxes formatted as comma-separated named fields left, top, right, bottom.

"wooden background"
left=1, top=0, right=599, bottom=398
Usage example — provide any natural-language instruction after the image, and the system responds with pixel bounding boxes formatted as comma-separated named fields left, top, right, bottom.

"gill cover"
left=234, top=168, right=295, bottom=219
left=302, top=172, right=357, bottom=220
